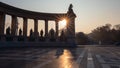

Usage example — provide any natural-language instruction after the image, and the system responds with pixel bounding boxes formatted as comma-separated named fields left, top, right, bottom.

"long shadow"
left=55, top=48, right=64, bottom=58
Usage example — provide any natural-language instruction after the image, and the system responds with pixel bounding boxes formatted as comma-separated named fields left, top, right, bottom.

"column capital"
left=34, top=18, right=37, bottom=20
left=44, top=19, right=48, bottom=22
left=55, top=20, right=59, bottom=22
left=23, top=17, right=27, bottom=20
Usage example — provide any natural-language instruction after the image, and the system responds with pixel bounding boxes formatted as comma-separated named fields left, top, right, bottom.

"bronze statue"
left=19, top=28, right=22, bottom=36
left=68, top=4, right=73, bottom=11
left=30, top=29, right=33, bottom=37
left=68, top=4, right=74, bottom=14
left=40, top=29, right=43, bottom=37
left=6, top=27, right=11, bottom=35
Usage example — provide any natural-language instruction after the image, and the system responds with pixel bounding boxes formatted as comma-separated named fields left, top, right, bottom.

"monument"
left=0, top=2, right=76, bottom=47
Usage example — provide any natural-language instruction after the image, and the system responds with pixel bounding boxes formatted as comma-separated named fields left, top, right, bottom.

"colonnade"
left=0, top=13, right=59, bottom=37
left=0, top=2, right=76, bottom=44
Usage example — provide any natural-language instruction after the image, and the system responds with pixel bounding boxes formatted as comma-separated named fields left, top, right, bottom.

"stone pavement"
left=0, top=45, right=120, bottom=68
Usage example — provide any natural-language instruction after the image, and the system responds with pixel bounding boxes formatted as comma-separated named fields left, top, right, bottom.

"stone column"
left=11, top=15, right=17, bottom=36
left=34, top=19, right=38, bottom=37
left=0, top=12, right=5, bottom=35
left=66, top=18, right=75, bottom=42
left=66, top=8, right=76, bottom=46
left=11, top=15, right=18, bottom=42
left=23, top=17, right=27, bottom=36
left=55, top=20, right=59, bottom=37
left=45, top=20, right=48, bottom=38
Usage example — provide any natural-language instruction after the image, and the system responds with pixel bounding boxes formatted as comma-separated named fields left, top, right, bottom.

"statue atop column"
left=67, top=4, right=76, bottom=17
left=66, top=4, right=76, bottom=45
left=68, top=4, right=73, bottom=12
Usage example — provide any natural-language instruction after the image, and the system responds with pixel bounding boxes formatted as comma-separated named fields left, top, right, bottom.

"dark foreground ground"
left=0, top=45, right=120, bottom=68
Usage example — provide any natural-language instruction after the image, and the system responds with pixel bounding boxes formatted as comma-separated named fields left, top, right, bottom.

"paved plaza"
left=0, top=45, right=120, bottom=68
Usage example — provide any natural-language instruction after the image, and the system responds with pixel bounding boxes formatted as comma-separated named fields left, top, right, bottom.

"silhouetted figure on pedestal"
left=68, top=4, right=74, bottom=13
left=49, top=28, right=55, bottom=41
left=6, top=27, right=12, bottom=41
left=18, top=28, right=24, bottom=41
left=40, top=29, right=43, bottom=37
left=6, top=27, right=11, bottom=35
left=69, top=4, right=73, bottom=11
left=29, top=29, right=35, bottom=41
left=60, top=30, right=66, bottom=42
left=19, top=28, right=22, bottom=36
left=30, top=29, right=33, bottom=37
left=39, top=29, right=45, bottom=41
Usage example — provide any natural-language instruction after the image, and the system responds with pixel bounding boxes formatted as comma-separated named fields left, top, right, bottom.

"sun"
left=59, top=19, right=67, bottom=29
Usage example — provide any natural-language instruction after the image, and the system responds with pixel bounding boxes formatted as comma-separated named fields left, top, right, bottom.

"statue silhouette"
left=30, top=29, right=33, bottom=37
left=6, top=27, right=12, bottom=41
left=49, top=28, right=55, bottom=41
left=19, top=28, right=22, bottom=36
left=69, top=4, right=73, bottom=11
left=60, top=30, right=66, bottom=42
left=39, top=29, right=45, bottom=41
left=68, top=4, right=73, bottom=13
left=6, top=27, right=11, bottom=35
left=29, top=29, right=35, bottom=41
left=40, top=29, right=43, bottom=37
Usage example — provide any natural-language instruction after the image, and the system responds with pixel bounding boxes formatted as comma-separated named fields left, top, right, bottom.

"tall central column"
left=45, top=20, right=48, bottom=38
left=0, top=12, right=5, bottom=35
left=55, top=20, right=59, bottom=37
left=34, top=19, right=38, bottom=37
left=23, top=17, right=27, bottom=36
left=11, top=15, right=17, bottom=36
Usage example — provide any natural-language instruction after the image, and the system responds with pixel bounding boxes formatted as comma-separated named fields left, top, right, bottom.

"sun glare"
left=59, top=19, right=67, bottom=29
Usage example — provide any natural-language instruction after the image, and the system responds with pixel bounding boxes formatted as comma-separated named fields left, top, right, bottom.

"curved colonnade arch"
left=0, top=2, right=76, bottom=45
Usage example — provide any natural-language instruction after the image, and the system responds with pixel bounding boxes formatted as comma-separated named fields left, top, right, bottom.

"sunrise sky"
left=0, top=0, right=120, bottom=34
